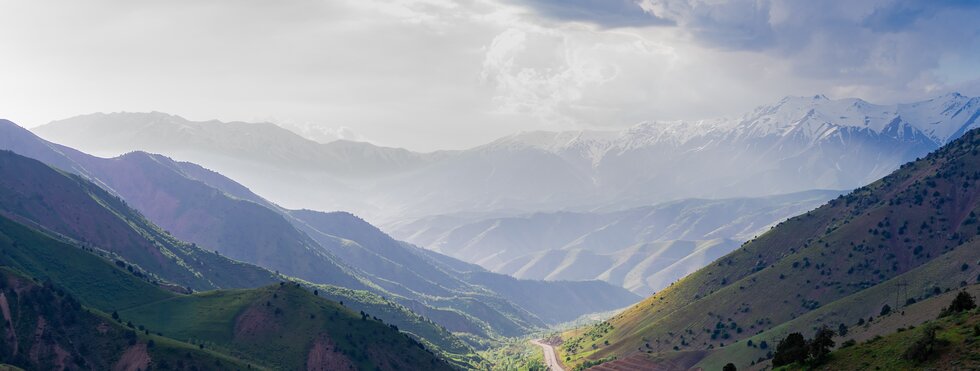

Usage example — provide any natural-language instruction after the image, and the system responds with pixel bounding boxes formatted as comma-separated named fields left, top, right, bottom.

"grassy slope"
left=120, top=283, right=455, bottom=370
left=0, top=209, right=481, bottom=368
left=310, top=284, right=485, bottom=365
left=0, top=213, right=458, bottom=370
left=696, top=243, right=980, bottom=370
left=0, top=150, right=277, bottom=291
left=559, top=128, right=980, bottom=368
left=0, top=267, right=260, bottom=370
left=800, top=307, right=980, bottom=370
left=87, top=152, right=371, bottom=292
left=0, top=215, right=174, bottom=311
left=0, top=149, right=484, bottom=365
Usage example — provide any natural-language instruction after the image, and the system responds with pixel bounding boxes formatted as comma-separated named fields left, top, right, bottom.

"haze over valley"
left=3, top=1, right=980, bottom=370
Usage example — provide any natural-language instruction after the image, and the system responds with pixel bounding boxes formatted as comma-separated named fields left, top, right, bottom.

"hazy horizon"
left=3, top=0, right=980, bottom=151
left=17, top=89, right=974, bottom=152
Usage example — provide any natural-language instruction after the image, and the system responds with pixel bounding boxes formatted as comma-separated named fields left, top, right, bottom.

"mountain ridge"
left=556, top=126, right=980, bottom=369
left=32, top=93, right=980, bottom=222
left=2, top=119, right=640, bottom=339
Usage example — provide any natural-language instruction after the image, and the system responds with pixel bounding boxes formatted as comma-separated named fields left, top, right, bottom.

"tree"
left=903, top=324, right=938, bottom=362
left=940, top=291, right=976, bottom=317
left=880, top=304, right=892, bottom=316
left=838, top=323, right=848, bottom=337
left=808, top=327, right=835, bottom=364
left=772, top=333, right=807, bottom=367
left=723, top=363, right=737, bottom=371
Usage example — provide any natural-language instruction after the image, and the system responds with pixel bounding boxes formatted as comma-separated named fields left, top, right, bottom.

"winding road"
left=531, top=339, right=566, bottom=371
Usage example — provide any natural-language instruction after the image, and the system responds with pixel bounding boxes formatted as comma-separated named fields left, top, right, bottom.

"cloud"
left=509, top=0, right=673, bottom=27
left=640, top=0, right=980, bottom=90
left=1, top=0, right=979, bottom=151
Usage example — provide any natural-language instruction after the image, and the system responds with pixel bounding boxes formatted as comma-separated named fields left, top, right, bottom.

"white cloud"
left=0, top=0, right=977, bottom=151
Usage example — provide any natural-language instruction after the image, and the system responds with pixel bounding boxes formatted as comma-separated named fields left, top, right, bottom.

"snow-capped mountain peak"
left=471, top=93, right=979, bottom=178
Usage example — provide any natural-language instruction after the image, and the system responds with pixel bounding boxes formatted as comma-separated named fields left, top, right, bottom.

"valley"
left=1, top=92, right=979, bottom=370
left=4, top=2, right=980, bottom=370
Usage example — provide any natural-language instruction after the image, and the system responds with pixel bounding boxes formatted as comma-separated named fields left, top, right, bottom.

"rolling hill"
left=557, top=126, right=980, bottom=370
left=0, top=212, right=456, bottom=370
left=0, top=267, right=258, bottom=370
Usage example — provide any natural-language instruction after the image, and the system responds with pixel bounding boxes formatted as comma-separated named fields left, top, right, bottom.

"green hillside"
left=120, top=283, right=455, bottom=370
left=0, top=267, right=260, bottom=370
left=0, top=214, right=175, bottom=311
left=0, top=212, right=459, bottom=369
left=0, top=146, right=480, bottom=366
left=88, top=152, right=371, bottom=292
left=0, top=149, right=277, bottom=291
left=695, top=241, right=980, bottom=369
left=777, top=290, right=980, bottom=370
left=558, top=128, right=980, bottom=369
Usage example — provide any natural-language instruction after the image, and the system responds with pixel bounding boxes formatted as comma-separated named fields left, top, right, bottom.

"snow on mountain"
left=487, top=92, right=979, bottom=164
left=32, top=93, right=980, bottom=223
left=275, top=121, right=366, bottom=144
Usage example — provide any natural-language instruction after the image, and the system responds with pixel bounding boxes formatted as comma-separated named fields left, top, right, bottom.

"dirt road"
left=531, top=339, right=566, bottom=371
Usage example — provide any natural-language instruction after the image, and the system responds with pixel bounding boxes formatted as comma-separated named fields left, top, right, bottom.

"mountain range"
left=555, top=120, right=980, bottom=370
left=27, top=93, right=980, bottom=303
left=33, top=93, right=980, bottom=224
left=0, top=119, right=639, bottom=363
left=7, top=92, right=980, bottom=369
left=388, top=190, right=841, bottom=295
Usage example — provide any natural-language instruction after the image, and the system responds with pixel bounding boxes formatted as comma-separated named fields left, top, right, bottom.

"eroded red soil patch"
left=306, top=334, right=354, bottom=371
left=233, top=304, right=281, bottom=340
left=112, top=343, right=151, bottom=371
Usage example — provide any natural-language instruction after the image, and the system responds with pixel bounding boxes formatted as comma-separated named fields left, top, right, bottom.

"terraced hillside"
left=558, top=128, right=980, bottom=369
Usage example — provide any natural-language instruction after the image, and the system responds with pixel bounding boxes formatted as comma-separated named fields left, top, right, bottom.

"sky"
left=1, top=0, right=980, bottom=151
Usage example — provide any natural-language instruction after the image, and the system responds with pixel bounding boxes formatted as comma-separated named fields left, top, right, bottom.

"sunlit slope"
left=560, top=128, right=980, bottom=368
left=694, top=241, right=980, bottom=370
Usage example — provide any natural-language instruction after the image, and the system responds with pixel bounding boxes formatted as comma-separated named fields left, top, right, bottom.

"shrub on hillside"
left=902, top=324, right=939, bottom=363
left=808, top=327, right=836, bottom=364
left=939, top=291, right=976, bottom=318
left=773, top=327, right=836, bottom=367
left=772, top=333, right=807, bottom=367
